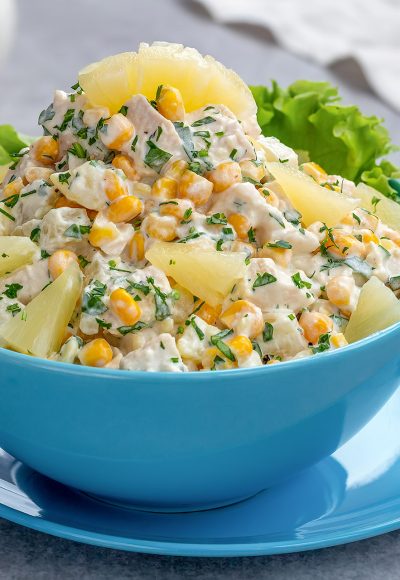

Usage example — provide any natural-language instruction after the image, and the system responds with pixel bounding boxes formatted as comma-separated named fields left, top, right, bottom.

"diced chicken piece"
left=40, top=207, right=91, bottom=254
left=227, top=258, right=315, bottom=313
left=177, top=315, right=220, bottom=364
left=0, top=259, right=51, bottom=304
left=185, top=104, right=256, bottom=166
left=122, top=95, right=186, bottom=181
left=121, top=333, right=188, bottom=372
left=256, top=309, right=309, bottom=359
left=0, top=295, right=25, bottom=325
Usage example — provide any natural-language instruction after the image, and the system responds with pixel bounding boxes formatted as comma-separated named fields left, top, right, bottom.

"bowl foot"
left=81, top=489, right=265, bottom=514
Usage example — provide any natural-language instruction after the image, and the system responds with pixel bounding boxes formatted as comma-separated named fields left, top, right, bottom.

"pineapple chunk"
left=356, top=183, right=400, bottom=232
left=267, top=162, right=359, bottom=227
left=0, top=236, right=38, bottom=277
left=146, top=241, right=246, bottom=307
left=345, top=276, right=400, bottom=343
left=79, top=43, right=257, bottom=133
left=0, top=263, right=82, bottom=358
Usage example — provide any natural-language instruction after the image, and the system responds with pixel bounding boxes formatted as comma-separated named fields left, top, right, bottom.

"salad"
left=0, top=41, right=400, bottom=373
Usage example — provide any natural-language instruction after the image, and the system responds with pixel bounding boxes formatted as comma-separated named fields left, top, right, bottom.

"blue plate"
left=0, top=386, right=400, bottom=557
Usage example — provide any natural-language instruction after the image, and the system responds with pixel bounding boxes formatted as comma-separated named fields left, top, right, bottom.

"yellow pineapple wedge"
left=0, top=236, right=38, bottom=277
left=345, top=276, right=400, bottom=343
left=267, top=162, right=359, bottom=227
left=146, top=241, right=246, bottom=307
left=0, top=263, right=82, bottom=358
left=79, top=42, right=258, bottom=133
left=356, top=183, right=400, bottom=232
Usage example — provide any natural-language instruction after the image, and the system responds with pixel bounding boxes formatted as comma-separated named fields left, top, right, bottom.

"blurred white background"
left=0, top=0, right=399, bottom=161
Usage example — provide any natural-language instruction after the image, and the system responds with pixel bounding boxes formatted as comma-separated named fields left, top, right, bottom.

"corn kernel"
left=257, top=246, right=292, bottom=268
left=112, top=154, right=139, bottom=181
left=48, top=250, right=79, bottom=279
left=330, top=333, right=348, bottom=349
left=299, top=311, right=333, bottom=344
left=197, top=303, right=221, bottom=326
left=55, top=196, right=82, bottom=210
left=107, top=195, right=143, bottom=223
left=206, top=161, right=242, bottom=193
left=102, top=114, right=134, bottom=150
left=33, top=136, right=59, bottom=166
left=220, top=300, right=264, bottom=338
left=258, top=187, right=280, bottom=208
left=151, top=177, right=178, bottom=200
left=157, top=85, right=185, bottom=122
left=362, top=231, right=379, bottom=245
left=110, top=287, right=141, bottom=325
left=79, top=338, right=113, bottom=368
left=228, top=335, right=253, bottom=357
left=2, top=177, right=23, bottom=198
left=24, top=167, right=53, bottom=184
left=327, top=230, right=366, bottom=259
left=128, top=231, right=145, bottom=262
left=239, top=159, right=265, bottom=182
left=227, top=213, right=251, bottom=240
left=301, top=162, right=327, bottom=182
left=178, top=170, right=213, bottom=206
left=145, top=214, right=177, bottom=241
left=326, top=275, right=354, bottom=308
left=104, top=169, right=127, bottom=201
left=89, top=224, right=117, bottom=248
left=159, top=198, right=193, bottom=220
left=163, top=159, right=188, bottom=181
left=201, top=346, right=236, bottom=370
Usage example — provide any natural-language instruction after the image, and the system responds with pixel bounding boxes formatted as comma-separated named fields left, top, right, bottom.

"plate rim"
left=1, top=494, right=400, bottom=557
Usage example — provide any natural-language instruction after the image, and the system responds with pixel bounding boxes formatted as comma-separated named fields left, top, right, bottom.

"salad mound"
left=0, top=42, right=400, bottom=372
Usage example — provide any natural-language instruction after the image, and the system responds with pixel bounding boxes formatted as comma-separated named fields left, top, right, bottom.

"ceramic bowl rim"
left=0, top=320, right=399, bottom=383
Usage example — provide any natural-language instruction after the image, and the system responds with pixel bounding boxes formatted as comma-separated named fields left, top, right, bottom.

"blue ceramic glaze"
left=0, top=322, right=399, bottom=512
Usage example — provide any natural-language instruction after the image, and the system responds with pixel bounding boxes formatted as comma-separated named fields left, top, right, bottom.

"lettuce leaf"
left=0, top=125, right=35, bottom=167
left=251, top=80, right=400, bottom=199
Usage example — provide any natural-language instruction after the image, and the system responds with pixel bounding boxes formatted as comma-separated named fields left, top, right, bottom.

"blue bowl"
left=0, top=323, right=399, bottom=512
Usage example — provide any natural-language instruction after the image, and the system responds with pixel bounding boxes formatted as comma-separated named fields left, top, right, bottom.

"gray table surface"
left=1, top=0, right=400, bottom=578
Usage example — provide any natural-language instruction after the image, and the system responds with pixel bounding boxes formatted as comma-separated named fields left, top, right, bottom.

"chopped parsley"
left=210, top=329, right=235, bottom=361
left=82, top=281, right=107, bottom=316
left=266, top=240, right=292, bottom=249
left=117, top=321, right=148, bottom=336
left=263, top=322, right=274, bottom=342
left=252, top=272, right=277, bottom=289
left=6, top=303, right=21, bottom=317
left=127, top=281, right=150, bottom=296
left=311, top=333, right=331, bottom=354
left=58, top=172, right=71, bottom=184
left=68, top=142, right=87, bottom=159
left=206, top=212, right=227, bottom=225
left=3, top=283, right=23, bottom=299
left=173, top=122, right=194, bottom=160
left=118, top=105, right=128, bottom=116
left=56, top=109, right=75, bottom=132
left=181, top=208, right=193, bottom=224
left=229, top=148, right=238, bottom=160
left=291, top=272, right=312, bottom=290
left=247, top=227, right=256, bottom=243
left=78, top=255, right=90, bottom=269
left=63, top=224, right=91, bottom=239
left=147, top=277, right=171, bottom=321
left=191, top=116, right=216, bottom=127
left=131, top=135, right=139, bottom=152
left=30, top=227, right=41, bottom=243
left=144, top=140, right=172, bottom=173
left=190, top=317, right=205, bottom=340
left=96, top=319, right=112, bottom=330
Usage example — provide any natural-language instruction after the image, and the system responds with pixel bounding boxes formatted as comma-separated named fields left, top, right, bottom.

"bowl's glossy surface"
left=0, top=324, right=399, bottom=512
